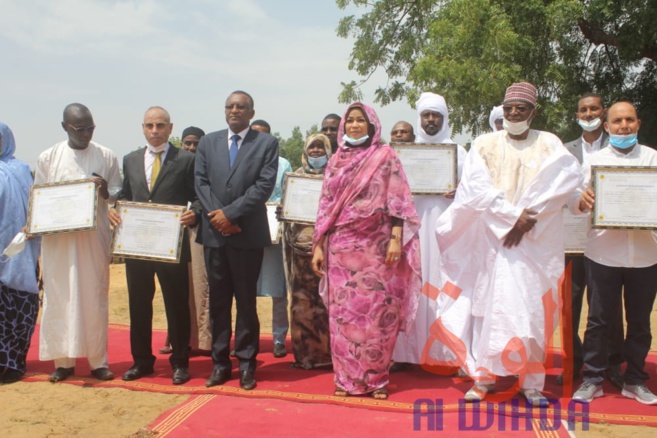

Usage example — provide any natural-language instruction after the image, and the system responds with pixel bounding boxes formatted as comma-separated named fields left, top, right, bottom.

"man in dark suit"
left=109, top=106, right=199, bottom=385
left=195, top=91, right=278, bottom=390
left=560, top=93, right=623, bottom=388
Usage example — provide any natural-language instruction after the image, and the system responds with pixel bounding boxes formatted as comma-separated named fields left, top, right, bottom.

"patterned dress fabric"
left=313, top=103, right=421, bottom=394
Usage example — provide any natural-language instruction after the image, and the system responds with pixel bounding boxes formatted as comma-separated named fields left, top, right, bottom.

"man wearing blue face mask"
left=572, top=102, right=657, bottom=405
left=250, top=120, right=292, bottom=359
left=560, top=94, right=624, bottom=388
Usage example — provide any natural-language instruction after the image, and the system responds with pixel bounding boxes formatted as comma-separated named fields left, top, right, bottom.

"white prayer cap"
left=488, top=105, right=504, bottom=131
left=415, top=92, right=452, bottom=143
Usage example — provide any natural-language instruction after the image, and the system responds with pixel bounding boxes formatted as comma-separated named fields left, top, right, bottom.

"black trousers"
left=582, top=257, right=657, bottom=385
left=125, top=259, right=191, bottom=369
left=205, top=245, right=263, bottom=373
left=564, top=255, right=624, bottom=375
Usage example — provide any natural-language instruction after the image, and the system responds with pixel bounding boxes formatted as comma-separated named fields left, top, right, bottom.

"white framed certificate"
left=111, top=201, right=186, bottom=263
left=592, top=166, right=657, bottom=229
left=267, top=202, right=282, bottom=244
left=279, top=173, right=324, bottom=224
left=27, top=178, right=98, bottom=236
left=391, top=143, right=457, bottom=194
left=562, top=208, right=588, bottom=254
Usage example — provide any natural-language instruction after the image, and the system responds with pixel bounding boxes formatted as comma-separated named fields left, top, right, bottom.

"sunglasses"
left=67, top=123, right=96, bottom=133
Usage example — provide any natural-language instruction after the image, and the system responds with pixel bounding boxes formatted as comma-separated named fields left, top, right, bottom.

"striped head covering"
left=503, top=82, right=537, bottom=106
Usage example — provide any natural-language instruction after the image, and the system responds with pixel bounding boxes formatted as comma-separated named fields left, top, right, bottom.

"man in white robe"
left=34, top=103, right=122, bottom=382
left=391, top=92, right=467, bottom=369
left=434, top=83, right=582, bottom=405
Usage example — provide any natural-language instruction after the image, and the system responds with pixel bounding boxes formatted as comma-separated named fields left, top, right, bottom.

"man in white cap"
left=488, top=105, right=504, bottom=131
left=434, top=82, right=582, bottom=406
left=391, top=92, right=467, bottom=371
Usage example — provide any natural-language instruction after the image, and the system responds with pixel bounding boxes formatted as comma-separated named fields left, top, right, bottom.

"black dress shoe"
left=122, top=365, right=154, bottom=381
left=49, top=367, right=74, bottom=383
left=239, top=370, right=256, bottom=390
left=206, top=368, right=231, bottom=387
left=172, top=367, right=191, bottom=385
left=273, top=343, right=287, bottom=358
left=91, top=367, right=115, bottom=381
left=1, top=368, right=23, bottom=384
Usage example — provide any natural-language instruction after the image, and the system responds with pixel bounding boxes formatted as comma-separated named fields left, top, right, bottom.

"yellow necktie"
left=151, top=151, right=163, bottom=188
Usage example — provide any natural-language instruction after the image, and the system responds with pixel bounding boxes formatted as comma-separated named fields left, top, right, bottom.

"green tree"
left=279, top=126, right=305, bottom=170
left=169, top=136, right=181, bottom=148
left=337, top=0, right=657, bottom=144
left=277, top=123, right=323, bottom=170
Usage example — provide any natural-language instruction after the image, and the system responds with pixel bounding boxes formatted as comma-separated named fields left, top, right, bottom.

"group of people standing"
left=1, top=84, right=655, bottom=409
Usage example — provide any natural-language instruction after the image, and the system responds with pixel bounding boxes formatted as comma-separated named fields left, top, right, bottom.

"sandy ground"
left=1, top=263, right=656, bottom=437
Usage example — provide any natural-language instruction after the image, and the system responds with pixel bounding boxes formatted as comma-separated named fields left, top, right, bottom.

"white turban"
left=488, top=105, right=503, bottom=131
left=415, top=92, right=452, bottom=143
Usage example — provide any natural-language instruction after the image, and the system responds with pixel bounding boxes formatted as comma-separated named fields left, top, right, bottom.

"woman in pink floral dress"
left=311, top=103, right=421, bottom=399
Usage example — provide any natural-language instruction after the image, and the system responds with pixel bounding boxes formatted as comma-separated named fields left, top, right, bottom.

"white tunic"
left=392, top=144, right=467, bottom=364
left=434, top=130, right=582, bottom=388
left=35, top=141, right=121, bottom=360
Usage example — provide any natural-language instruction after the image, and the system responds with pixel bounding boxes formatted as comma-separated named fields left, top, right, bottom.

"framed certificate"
left=591, top=166, right=657, bottom=229
left=266, top=202, right=282, bottom=244
left=562, top=208, right=588, bottom=254
left=111, top=201, right=186, bottom=263
left=279, top=173, right=324, bottom=224
left=391, top=143, right=457, bottom=194
left=27, top=178, right=98, bottom=236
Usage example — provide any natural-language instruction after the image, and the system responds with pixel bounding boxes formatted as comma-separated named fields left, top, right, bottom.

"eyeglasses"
left=502, top=105, right=532, bottom=114
left=225, top=104, right=249, bottom=111
left=320, top=127, right=338, bottom=132
left=67, top=123, right=96, bottom=133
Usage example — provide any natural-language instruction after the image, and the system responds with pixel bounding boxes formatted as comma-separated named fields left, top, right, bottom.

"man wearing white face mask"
left=560, top=94, right=624, bottom=388
left=572, top=102, right=657, bottom=405
left=435, top=82, right=582, bottom=406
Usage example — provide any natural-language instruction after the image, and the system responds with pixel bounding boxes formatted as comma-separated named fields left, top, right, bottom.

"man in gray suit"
left=561, top=93, right=623, bottom=387
left=109, top=106, right=199, bottom=385
left=195, top=91, right=278, bottom=390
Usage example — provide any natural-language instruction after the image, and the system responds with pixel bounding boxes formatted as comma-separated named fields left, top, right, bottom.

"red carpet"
left=149, top=394, right=572, bottom=437
left=23, top=323, right=657, bottom=432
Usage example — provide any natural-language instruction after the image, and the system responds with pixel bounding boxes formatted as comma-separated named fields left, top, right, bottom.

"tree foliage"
left=337, top=0, right=657, bottom=144
left=277, top=123, right=320, bottom=170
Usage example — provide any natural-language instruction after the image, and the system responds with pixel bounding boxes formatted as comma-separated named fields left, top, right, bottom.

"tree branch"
left=578, top=19, right=657, bottom=62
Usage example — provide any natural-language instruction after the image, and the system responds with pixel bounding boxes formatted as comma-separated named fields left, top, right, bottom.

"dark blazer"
left=119, top=144, right=199, bottom=262
left=195, top=128, right=278, bottom=249
left=564, top=132, right=609, bottom=164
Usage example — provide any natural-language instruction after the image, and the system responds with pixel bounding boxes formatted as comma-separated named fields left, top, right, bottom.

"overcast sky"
left=0, top=0, right=445, bottom=168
